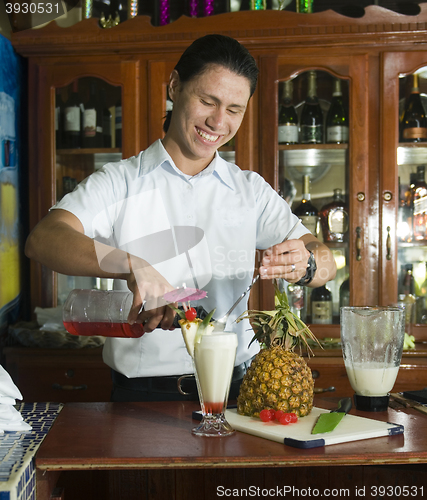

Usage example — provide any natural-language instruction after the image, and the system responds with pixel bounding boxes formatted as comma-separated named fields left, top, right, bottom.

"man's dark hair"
left=163, top=34, right=259, bottom=133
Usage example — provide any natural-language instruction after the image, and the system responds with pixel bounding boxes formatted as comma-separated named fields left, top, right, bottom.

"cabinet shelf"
left=398, top=241, right=427, bottom=248
left=279, top=144, right=348, bottom=151
left=397, top=145, right=427, bottom=166
left=324, top=241, right=348, bottom=249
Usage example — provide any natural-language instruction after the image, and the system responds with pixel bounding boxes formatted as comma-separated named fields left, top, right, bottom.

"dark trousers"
left=110, top=358, right=253, bottom=403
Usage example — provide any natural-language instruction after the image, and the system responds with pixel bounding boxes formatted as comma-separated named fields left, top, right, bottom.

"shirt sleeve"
left=245, top=171, right=310, bottom=249
left=52, top=161, right=128, bottom=241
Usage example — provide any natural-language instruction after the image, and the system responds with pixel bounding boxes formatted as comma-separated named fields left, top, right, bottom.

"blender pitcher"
left=340, top=306, right=405, bottom=411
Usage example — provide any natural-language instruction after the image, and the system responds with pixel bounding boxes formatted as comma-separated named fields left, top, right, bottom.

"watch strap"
left=295, top=250, right=317, bottom=286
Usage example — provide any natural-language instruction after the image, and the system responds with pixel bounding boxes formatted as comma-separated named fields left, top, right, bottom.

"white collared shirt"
left=54, top=139, right=308, bottom=377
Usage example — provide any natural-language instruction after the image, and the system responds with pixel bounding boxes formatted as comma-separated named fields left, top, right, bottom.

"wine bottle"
left=319, top=188, right=349, bottom=242
left=300, top=71, right=323, bottom=144
left=55, top=88, right=64, bottom=150
left=63, top=80, right=82, bottom=149
left=83, top=81, right=104, bottom=149
left=401, top=73, right=427, bottom=143
left=326, top=79, right=349, bottom=144
left=278, top=80, right=299, bottom=145
left=413, top=165, right=427, bottom=241
left=311, top=285, right=332, bottom=324
left=101, top=89, right=112, bottom=148
left=293, top=174, right=318, bottom=236
left=115, top=96, right=122, bottom=149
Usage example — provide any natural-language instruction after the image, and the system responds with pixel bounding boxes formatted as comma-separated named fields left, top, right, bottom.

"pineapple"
left=236, top=282, right=320, bottom=418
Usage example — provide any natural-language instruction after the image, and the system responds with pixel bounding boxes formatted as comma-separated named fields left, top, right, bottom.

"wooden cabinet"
left=9, top=6, right=427, bottom=399
left=3, top=347, right=112, bottom=402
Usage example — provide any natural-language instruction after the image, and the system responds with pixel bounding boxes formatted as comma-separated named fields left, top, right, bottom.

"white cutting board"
left=224, top=407, right=404, bottom=448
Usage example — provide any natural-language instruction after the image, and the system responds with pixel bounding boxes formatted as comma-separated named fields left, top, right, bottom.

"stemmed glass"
left=192, top=331, right=238, bottom=437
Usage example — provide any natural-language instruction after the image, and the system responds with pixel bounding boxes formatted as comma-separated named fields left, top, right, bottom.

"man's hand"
left=259, top=239, right=309, bottom=283
left=126, top=255, right=176, bottom=332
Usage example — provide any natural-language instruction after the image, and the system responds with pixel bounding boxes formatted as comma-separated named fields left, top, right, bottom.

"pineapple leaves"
left=237, top=281, right=322, bottom=355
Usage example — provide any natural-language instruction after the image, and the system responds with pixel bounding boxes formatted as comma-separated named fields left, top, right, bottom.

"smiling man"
left=25, top=34, right=336, bottom=402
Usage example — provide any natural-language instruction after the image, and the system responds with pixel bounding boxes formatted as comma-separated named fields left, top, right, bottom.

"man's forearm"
left=25, top=212, right=129, bottom=280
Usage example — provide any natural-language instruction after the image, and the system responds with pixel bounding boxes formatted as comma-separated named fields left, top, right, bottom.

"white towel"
left=0, top=365, right=32, bottom=432
left=0, top=405, right=32, bottom=432
left=0, top=364, right=23, bottom=400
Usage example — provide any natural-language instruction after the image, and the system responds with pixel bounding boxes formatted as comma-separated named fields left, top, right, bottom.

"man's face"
left=166, top=64, right=251, bottom=171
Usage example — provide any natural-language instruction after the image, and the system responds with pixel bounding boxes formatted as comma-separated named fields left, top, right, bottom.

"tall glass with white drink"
left=341, top=306, right=404, bottom=411
left=192, top=331, right=238, bottom=437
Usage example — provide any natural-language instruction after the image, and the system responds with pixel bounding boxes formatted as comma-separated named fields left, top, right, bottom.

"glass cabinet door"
left=258, top=54, right=370, bottom=332
left=54, top=76, right=122, bottom=303
left=278, top=70, right=350, bottom=325
left=28, top=59, right=139, bottom=310
left=383, top=52, right=427, bottom=338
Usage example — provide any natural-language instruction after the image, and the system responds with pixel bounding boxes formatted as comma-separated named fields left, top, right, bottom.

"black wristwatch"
left=296, top=250, right=317, bottom=286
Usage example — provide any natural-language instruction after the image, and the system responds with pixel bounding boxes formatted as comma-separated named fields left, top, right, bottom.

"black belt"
left=112, top=360, right=249, bottom=396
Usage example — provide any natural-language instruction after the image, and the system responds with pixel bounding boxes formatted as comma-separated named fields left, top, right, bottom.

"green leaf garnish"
left=195, top=308, right=216, bottom=345
left=168, top=305, right=186, bottom=320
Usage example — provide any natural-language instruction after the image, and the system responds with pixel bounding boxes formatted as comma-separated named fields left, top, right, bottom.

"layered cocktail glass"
left=192, top=331, right=238, bottom=437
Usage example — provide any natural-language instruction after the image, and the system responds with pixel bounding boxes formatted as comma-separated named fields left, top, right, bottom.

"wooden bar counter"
left=36, top=398, right=427, bottom=500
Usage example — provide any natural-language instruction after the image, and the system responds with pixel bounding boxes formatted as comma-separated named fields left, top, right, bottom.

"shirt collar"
left=139, top=139, right=235, bottom=191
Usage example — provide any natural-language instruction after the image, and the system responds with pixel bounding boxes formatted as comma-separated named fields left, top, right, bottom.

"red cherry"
left=275, top=410, right=285, bottom=422
left=185, top=307, right=197, bottom=321
left=289, top=413, right=298, bottom=423
left=279, top=413, right=292, bottom=425
left=260, top=409, right=273, bottom=422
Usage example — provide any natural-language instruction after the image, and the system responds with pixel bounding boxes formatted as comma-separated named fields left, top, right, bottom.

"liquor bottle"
left=101, top=89, right=112, bottom=148
left=319, top=188, right=349, bottom=242
left=413, top=165, right=427, bottom=241
left=326, top=79, right=349, bottom=144
left=293, top=174, right=318, bottom=236
left=287, top=283, right=305, bottom=320
left=63, top=80, right=82, bottom=149
left=401, top=74, right=427, bottom=143
left=83, top=81, right=104, bottom=149
left=115, top=96, right=122, bottom=149
left=416, top=262, right=427, bottom=323
left=339, top=277, right=350, bottom=309
left=250, top=0, right=266, bottom=9
left=278, top=80, right=299, bottom=145
left=397, top=176, right=413, bottom=242
left=400, top=264, right=416, bottom=296
left=311, top=285, right=332, bottom=324
left=55, top=89, right=64, bottom=150
left=300, top=71, right=323, bottom=144
left=406, top=172, right=417, bottom=241
left=296, top=0, right=313, bottom=13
